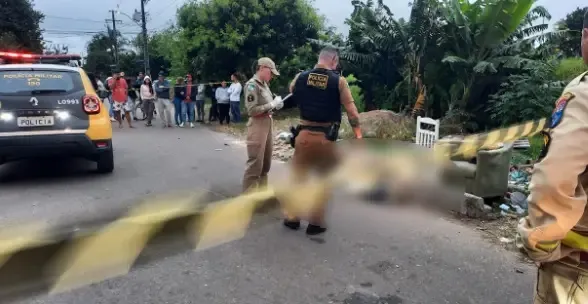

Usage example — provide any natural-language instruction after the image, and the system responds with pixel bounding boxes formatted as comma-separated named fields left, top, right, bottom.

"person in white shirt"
left=140, top=76, right=157, bottom=126
left=215, top=81, right=231, bottom=125
left=227, top=73, right=242, bottom=122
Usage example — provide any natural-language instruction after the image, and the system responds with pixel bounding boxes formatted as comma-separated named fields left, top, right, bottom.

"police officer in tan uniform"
left=242, top=57, right=284, bottom=192
left=517, top=11, right=588, bottom=303
left=283, top=47, right=362, bottom=235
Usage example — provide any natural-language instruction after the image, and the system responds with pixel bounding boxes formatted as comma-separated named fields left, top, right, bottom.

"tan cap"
left=257, top=57, right=280, bottom=76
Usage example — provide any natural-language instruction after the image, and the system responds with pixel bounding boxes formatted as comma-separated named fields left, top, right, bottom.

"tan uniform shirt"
left=289, top=64, right=360, bottom=126
left=244, top=74, right=274, bottom=117
left=517, top=71, right=588, bottom=267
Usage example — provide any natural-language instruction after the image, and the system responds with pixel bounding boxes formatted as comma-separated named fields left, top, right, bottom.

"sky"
left=34, top=0, right=587, bottom=55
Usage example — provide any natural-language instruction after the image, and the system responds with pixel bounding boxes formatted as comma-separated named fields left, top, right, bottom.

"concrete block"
left=461, top=193, right=489, bottom=218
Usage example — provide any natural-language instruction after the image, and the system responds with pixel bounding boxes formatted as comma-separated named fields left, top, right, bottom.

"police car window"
left=0, top=70, right=83, bottom=96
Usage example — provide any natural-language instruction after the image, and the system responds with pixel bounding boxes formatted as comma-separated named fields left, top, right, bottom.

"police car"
left=0, top=51, right=114, bottom=173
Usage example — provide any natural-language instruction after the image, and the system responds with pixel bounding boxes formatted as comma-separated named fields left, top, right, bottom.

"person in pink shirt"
left=107, top=70, right=134, bottom=128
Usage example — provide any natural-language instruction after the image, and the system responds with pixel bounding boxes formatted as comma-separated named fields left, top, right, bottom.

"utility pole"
left=106, top=10, right=122, bottom=68
left=140, top=0, right=150, bottom=76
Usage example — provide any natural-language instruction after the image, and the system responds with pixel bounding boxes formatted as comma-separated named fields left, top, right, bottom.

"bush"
left=488, top=62, right=563, bottom=127
left=345, top=74, right=365, bottom=112
left=512, top=134, right=545, bottom=164
left=555, top=57, right=587, bottom=82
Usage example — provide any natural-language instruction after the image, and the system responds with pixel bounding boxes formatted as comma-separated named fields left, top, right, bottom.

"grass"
left=511, top=134, right=544, bottom=165
left=555, top=57, right=588, bottom=82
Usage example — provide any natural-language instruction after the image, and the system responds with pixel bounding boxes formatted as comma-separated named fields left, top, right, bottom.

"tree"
left=552, top=7, right=587, bottom=57
left=132, top=32, right=173, bottom=78
left=84, top=29, right=130, bottom=77
left=160, top=0, right=324, bottom=85
left=0, top=0, right=44, bottom=52
left=488, top=60, right=564, bottom=126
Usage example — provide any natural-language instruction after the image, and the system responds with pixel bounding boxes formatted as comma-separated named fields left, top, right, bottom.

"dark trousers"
left=144, top=99, right=156, bottom=124
left=218, top=103, right=230, bottom=124
left=209, top=100, right=218, bottom=121
left=195, top=99, right=205, bottom=121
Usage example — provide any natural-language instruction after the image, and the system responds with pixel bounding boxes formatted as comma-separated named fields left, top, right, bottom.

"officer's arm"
left=339, top=77, right=362, bottom=138
left=289, top=73, right=301, bottom=93
left=517, top=90, right=588, bottom=262
left=245, top=82, right=273, bottom=116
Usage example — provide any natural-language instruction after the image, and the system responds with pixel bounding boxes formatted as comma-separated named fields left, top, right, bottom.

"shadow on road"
left=0, top=158, right=104, bottom=185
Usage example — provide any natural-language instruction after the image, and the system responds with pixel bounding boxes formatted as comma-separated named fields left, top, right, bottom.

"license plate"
left=17, top=116, right=55, bottom=127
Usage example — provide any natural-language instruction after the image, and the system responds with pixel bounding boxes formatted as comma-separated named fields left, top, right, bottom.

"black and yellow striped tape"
left=435, top=118, right=547, bottom=160
left=0, top=180, right=336, bottom=302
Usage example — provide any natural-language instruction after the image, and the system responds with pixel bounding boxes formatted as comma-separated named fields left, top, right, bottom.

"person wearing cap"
left=283, top=47, right=362, bottom=236
left=140, top=76, right=157, bottom=126
left=107, top=69, right=134, bottom=128
left=242, top=57, right=284, bottom=192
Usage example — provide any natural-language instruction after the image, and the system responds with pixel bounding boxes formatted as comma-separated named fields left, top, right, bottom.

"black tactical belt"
left=298, top=123, right=339, bottom=142
left=299, top=125, right=329, bottom=132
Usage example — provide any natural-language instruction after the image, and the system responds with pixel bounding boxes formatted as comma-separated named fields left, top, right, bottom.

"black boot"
left=306, top=224, right=327, bottom=236
left=283, top=219, right=300, bottom=230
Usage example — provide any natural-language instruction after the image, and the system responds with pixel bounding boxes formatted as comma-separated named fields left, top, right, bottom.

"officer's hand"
left=272, top=96, right=284, bottom=110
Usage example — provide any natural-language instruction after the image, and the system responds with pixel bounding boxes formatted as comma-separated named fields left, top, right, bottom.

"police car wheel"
left=96, top=148, right=114, bottom=174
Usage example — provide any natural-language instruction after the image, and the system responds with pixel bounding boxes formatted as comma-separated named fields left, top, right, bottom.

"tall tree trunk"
left=364, top=85, right=376, bottom=111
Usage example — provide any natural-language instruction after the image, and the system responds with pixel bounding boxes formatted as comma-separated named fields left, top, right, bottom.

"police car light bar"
left=0, top=52, right=82, bottom=66
left=0, top=51, right=35, bottom=59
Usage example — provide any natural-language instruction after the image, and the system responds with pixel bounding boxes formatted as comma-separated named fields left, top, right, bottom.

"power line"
left=43, top=29, right=141, bottom=35
left=43, top=14, right=133, bottom=26
left=147, top=0, right=182, bottom=30
left=44, top=15, right=105, bottom=23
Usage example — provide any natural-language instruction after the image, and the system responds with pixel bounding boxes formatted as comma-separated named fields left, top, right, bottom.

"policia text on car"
left=284, top=47, right=362, bottom=236
left=515, top=10, right=588, bottom=304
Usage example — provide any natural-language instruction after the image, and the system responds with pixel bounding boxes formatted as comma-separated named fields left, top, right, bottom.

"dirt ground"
left=450, top=212, right=534, bottom=264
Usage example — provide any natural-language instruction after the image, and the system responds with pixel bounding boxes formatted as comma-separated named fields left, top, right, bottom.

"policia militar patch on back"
left=307, top=73, right=328, bottom=90
left=539, top=92, right=575, bottom=160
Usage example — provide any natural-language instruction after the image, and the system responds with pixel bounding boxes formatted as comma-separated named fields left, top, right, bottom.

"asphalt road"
left=0, top=123, right=535, bottom=304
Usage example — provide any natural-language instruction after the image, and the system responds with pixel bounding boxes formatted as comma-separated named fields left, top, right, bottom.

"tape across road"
left=0, top=117, right=549, bottom=302
left=0, top=190, right=279, bottom=302
left=436, top=118, right=547, bottom=159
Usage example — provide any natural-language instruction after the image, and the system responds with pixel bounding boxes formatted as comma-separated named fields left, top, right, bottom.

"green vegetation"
left=0, top=0, right=44, bottom=52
